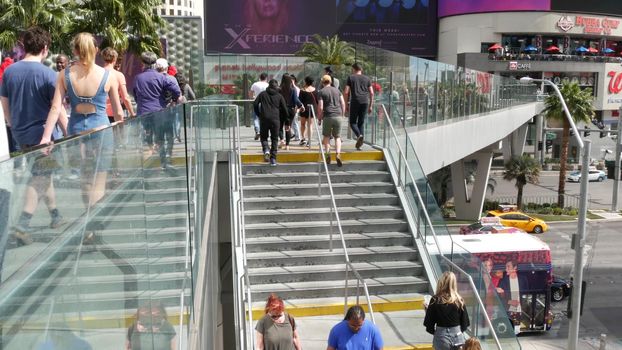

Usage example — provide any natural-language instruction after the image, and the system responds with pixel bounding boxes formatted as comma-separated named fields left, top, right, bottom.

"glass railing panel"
left=0, top=106, right=193, bottom=349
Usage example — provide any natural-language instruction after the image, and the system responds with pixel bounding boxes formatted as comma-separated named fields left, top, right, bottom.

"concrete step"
left=244, top=205, right=404, bottom=224
left=242, top=170, right=393, bottom=186
left=243, top=182, right=397, bottom=197
left=56, top=240, right=187, bottom=260
left=2, top=287, right=191, bottom=315
left=245, top=232, right=413, bottom=252
left=104, top=188, right=188, bottom=203
left=243, top=161, right=388, bottom=174
left=246, top=246, right=418, bottom=268
left=244, top=218, right=409, bottom=237
left=38, top=256, right=188, bottom=276
left=29, top=227, right=187, bottom=245
left=248, top=260, right=423, bottom=284
left=243, top=193, right=400, bottom=210
left=250, top=276, right=429, bottom=300
left=88, top=212, right=187, bottom=230
left=249, top=294, right=426, bottom=318
left=17, top=271, right=187, bottom=296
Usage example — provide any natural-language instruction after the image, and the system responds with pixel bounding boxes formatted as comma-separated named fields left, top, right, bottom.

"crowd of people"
left=255, top=273, right=480, bottom=350
left=252, top=63, right=375, bottom=167
left=0, top=26, right=194, bottom=246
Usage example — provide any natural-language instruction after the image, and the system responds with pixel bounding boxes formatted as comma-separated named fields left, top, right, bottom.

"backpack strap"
left=287, top=313, right=296, bottom=335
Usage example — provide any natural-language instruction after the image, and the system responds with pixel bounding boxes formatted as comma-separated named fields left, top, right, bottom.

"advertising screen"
left=551, top=0, right=622, bottom=17
left=204, top=0, right=438, bottom=57
left=438, top=0, right=551, bottom=18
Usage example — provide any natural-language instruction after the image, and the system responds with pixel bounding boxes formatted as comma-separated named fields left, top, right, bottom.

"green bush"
left=552, top=207, right=563, bottom=215
left=537, top=207, right=554, bottom=214
left=564, top=208, right=578, bottom=216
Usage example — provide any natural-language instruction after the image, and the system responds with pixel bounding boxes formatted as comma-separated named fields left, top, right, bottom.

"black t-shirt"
left=346, top=74, right=371, bottom=105
left=423, top=296, right=470, bottom=335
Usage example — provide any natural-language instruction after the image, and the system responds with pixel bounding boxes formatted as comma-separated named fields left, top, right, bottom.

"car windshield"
left=570, top=171, right=581, bottom=175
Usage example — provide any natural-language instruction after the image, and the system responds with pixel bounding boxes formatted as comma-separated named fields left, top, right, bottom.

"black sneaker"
left=336, top=155, right=343, bottom=167
left=254, top=133, right=260, bottom=141
left=325, top=153, right=331, bottom=165
left=263, top=152, right=270, bottom=162
left=299, top=139, right=306, bottom=146
left=355, top=135, right=364, bottom=150
left=270, top=158, right=277, bottom=167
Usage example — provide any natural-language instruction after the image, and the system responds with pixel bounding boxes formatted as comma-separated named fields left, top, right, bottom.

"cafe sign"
left=557, top=15, right=620, bottom=35
left=508, top=61, right=531, bottom=71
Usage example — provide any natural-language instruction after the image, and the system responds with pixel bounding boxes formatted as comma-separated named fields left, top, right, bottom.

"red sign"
left=607, top=71, right=622, bottom=94
left=575, top=16, right=620, bottom=35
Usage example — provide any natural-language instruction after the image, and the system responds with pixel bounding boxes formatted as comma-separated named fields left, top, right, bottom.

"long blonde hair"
left=72, top=32, right=97, bottom=70
left=434, top=271, right=465, bottom=309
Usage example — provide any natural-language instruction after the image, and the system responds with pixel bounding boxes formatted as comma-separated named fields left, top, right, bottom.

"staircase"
left=0, top=162, right=191, bottom=348
left=242, top=152, right=429, bottom=313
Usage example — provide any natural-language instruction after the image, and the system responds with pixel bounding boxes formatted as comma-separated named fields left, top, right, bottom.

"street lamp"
left=520, top=76, right=590, bottom=350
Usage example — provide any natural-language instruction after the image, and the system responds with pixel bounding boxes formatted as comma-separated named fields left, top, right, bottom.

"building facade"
left=156, top=0, right=203, bottom=18
left=437, top=5, right=622, bottom=160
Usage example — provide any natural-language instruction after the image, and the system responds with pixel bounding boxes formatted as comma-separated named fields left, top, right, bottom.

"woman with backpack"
left=255, top=293, right=302, bottom=350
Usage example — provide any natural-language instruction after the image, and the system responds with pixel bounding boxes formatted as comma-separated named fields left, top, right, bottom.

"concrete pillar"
left=451, top=150, right=494, bottom=220
left=502, top=123, right=529, bottom=163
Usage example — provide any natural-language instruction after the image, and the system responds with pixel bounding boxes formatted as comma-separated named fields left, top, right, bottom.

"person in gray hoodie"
left=253, top=79, right=289, bottom=166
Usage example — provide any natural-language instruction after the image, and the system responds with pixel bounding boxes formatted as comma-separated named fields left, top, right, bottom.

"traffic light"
left=583, top=127, right=590, bottom=137
left=546, top=139, right=553, bottom=152
left=537, top=141, right=543, bottom=151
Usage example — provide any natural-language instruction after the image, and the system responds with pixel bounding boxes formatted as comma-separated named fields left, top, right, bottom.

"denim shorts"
left=68, top=113, right=113, bottom=172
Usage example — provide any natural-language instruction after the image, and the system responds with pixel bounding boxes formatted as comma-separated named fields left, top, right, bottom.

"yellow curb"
left=385, top=345, right=433, bottom=350
left=1, top=313, right=189, bottom=330
left=250, top=298, right=424, bottom=320
left=241, top=151, right=384, bottom=164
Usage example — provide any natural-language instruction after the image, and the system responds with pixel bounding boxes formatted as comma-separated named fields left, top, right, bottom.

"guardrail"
left=379, top=104, right=503, bottom=349
left=309, top=105, right=376, bottom=323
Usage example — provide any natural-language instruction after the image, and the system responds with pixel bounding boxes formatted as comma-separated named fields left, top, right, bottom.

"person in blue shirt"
left=327, top=305, right=384, bottom=350
left=0, top=26, right=66, bottom=245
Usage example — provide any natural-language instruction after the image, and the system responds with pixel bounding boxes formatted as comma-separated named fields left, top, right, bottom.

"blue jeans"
left=433, top=326, right=464, bottom=350
left=69, top=113, right=113, bottom=172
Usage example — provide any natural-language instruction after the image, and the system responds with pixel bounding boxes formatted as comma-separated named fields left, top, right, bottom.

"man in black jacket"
left=253, top=79, right=289, bottom=166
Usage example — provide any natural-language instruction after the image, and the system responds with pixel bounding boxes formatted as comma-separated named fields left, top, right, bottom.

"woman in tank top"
left=255, top=293, right=302, bottom=350
left=41, top=32, right=123, bottom=244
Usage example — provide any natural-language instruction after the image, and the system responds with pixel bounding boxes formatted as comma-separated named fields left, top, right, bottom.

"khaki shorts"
left=322, top=116, right=342, bottom=138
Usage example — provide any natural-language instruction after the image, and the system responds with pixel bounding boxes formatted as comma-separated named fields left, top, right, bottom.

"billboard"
left=204, top=0, right=438, bottom=57
left=551, top=0, right=622, bottom=17
left=438, top=0, right=551, bottom=18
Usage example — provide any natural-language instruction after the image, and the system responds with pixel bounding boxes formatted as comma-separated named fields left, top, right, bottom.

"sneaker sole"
left=336, top=157, right=343, bottom=167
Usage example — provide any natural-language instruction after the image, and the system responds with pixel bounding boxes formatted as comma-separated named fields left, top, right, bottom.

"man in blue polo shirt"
left=327, top=305, right=384, bottom=350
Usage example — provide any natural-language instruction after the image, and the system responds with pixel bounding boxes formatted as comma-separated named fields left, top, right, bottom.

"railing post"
left=344, top=266, right=349, bottom=315
left=329, top=205, right=334, bottom=252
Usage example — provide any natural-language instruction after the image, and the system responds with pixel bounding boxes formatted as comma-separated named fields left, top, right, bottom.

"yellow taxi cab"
left=485, top=205, right=548, bottom=233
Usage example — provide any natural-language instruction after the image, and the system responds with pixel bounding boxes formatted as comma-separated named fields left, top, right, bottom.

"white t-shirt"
left=250, top=81, right=269, bottom=98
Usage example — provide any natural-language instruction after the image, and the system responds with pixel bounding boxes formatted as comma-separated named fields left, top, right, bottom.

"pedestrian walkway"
left=589, top=209, right=622, bottom=220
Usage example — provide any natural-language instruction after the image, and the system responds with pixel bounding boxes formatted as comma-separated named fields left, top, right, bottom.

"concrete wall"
left=409, top=102, right=542, bottom=175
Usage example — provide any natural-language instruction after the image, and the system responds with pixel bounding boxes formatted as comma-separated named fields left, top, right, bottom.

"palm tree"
left=71, top=0, right=165, bottom=55
left=295, top=34, right=357, bottom=65
left=0, top=0, right=73, bottom=51
left=541, top=82, right=594, bottom=207
left=503, top=155, right=541, bottom=209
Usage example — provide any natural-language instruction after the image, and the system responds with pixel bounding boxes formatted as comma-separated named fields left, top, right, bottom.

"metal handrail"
left=309, top=104, right=376, bottom=323
left=379, top=104, right=503, bottom=349
left=232, top=104, right=254, bottom=349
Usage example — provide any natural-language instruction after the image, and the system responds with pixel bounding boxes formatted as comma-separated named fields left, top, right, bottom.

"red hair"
left=264, top=293, right=285, bottom=314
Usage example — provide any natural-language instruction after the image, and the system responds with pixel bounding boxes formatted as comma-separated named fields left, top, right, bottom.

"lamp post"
left=520, top=77, right=590, bottom=350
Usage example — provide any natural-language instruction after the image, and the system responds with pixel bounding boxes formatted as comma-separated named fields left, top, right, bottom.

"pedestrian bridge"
left=0, top=44, right=537, bottom=349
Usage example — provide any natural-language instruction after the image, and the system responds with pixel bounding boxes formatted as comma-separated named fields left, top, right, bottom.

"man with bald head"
left=55, top=54, right=68, bottom=72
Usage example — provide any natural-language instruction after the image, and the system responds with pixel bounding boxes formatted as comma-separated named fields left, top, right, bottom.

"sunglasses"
left=270, top=314, right=283, bottom=319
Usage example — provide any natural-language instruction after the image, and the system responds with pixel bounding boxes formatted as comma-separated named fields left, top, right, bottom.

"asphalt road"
left=524, top=221, right=622, bottom=349
left=489, top=171, right=619, bottom=210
